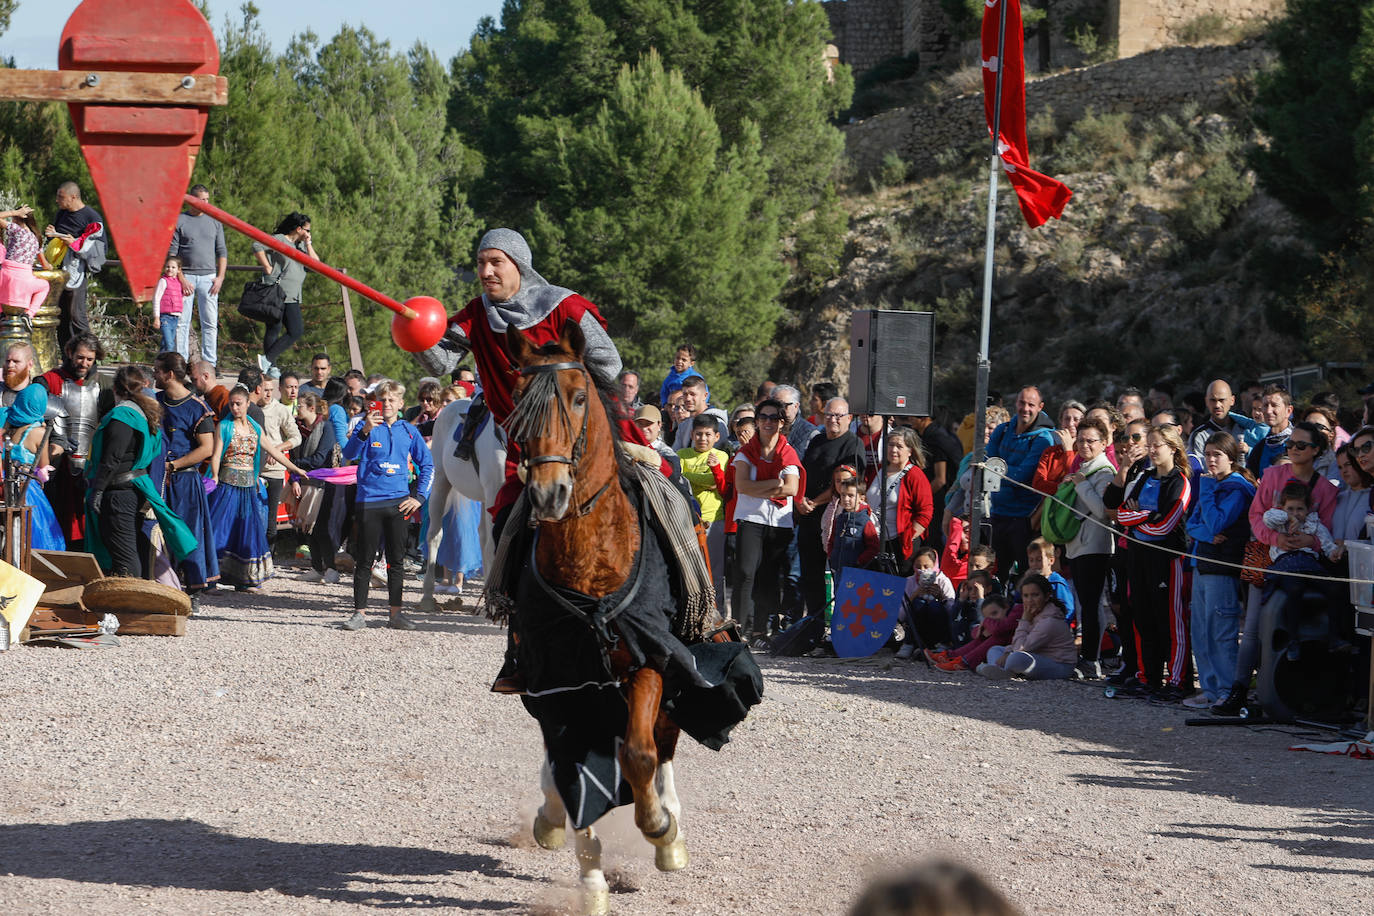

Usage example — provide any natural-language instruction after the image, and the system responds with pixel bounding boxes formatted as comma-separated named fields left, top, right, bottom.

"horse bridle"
left=510, top=360, right=612, bottom=519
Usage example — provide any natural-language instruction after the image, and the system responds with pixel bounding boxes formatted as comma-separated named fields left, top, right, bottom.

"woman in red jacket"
left=865, top=426, right=932, bottom=576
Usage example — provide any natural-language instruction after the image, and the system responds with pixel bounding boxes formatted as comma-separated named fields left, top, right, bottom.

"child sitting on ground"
left=678, top=413, right=729, bottom=606
left=825, top=475, right=880, bottom=574
left=930, top=594, right=1016, bottom=671
left=976, top=573, right=1078, bottom=680
left=1261, top=480, right=1344, bottom=660
left=898, top=547, right=957, bottom=659
left=947, top=568, right=998, bottom=651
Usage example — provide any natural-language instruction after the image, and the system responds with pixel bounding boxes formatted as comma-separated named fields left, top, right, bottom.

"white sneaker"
left=895, top=644, right=915, bottom=660
left=1180, top=692, right=1215, bottom=709
left=435, top=583, right=461, bottom=595
left=322, top=568, right=340, bottom=585
left=257, top=353, right=270, bottom=373
left=300, top=569, right=324, bottom=583
left=371, top=563, right=387, bottom=586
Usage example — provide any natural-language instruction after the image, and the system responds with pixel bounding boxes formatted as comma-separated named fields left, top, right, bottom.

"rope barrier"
left=973, top=461, right=1374, bottom=588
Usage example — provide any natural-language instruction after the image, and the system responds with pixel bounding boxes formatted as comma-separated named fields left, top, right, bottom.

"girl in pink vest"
left=152, top=257, right=185, bottom=354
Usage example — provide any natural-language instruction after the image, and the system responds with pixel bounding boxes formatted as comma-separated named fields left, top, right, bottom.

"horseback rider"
left=417, top=229, right=664, bottom=691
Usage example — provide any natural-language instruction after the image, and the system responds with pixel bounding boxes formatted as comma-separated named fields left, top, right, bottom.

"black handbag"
left=238, top=276, right=286, bottom=323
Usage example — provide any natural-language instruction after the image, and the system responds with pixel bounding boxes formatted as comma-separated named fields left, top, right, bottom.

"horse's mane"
left=504, top=344, right=638, bottom=492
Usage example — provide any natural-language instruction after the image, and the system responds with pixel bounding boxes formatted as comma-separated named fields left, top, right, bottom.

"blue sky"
left=2, top=0, right=503, bottom=69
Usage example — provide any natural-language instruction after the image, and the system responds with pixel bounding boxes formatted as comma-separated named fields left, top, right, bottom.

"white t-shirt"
left=732, top=453, right=799, bottom=528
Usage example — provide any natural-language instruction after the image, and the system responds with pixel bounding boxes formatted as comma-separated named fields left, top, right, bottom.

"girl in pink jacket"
left=977, top=573, right=1077, bottom=680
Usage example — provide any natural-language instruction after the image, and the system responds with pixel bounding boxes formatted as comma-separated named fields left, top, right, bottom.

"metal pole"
left=969, top=0, right=1012, bottom=553
left=181, top=194, right=418, bottom=320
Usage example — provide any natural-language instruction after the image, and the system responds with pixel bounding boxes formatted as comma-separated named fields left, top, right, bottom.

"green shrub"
left=1177, top=13, right=1230, bottom=45
left=1173, top=159, right=1253, bottom=241
left=875, top=151, right=910, bottom=189
left=1051, top=109, right=1135, bottom=172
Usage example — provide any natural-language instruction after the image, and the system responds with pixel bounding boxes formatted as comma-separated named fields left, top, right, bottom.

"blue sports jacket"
left=343, top=417, right=434, bottom=506
left=1185, top=472, right=1256, bottom=575
left=986, top=412, right=1056, bottom=517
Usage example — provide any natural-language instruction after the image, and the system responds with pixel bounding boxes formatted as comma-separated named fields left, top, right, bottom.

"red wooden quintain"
left=59, top=0, right=221, bottom=302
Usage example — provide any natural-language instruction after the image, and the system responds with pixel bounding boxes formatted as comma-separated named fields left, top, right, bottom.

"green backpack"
left=1041, top=468, right=1108, bottom=545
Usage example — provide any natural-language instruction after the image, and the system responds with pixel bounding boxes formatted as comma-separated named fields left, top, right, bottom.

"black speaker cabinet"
left=849, top=309, right=934, bottom=417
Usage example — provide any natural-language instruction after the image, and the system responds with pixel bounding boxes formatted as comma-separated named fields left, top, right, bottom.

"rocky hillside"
left=776, top=61, right=1319, bottom=415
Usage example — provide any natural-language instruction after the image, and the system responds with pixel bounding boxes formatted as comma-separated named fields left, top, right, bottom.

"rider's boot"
left=490, top=629, right=526, bottom=694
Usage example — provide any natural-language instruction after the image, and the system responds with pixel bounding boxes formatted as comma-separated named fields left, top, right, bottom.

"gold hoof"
left=655, top=837, right=689, bottom=872
left=533, top=811, right=566, bottom=850
left=582, top=884, right=610, bottom=916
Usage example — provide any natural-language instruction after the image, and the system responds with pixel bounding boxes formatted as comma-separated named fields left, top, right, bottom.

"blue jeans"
left=175, top=272, right=219, bottom=363
left=986, top=644, right=1075, bottom=679
left=1190, top=573, right=1243, bottom=699
left=159, top=314, right=179, bottom=354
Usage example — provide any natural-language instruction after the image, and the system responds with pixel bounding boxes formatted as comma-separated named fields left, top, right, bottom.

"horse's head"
left=505, top=319, right=606, bottom=522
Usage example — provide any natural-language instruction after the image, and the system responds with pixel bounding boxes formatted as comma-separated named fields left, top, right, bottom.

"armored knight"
left=40, top=332, right=104, bottom=546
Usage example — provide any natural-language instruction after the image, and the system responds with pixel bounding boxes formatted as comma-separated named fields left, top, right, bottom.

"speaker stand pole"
left=970, top=0, right=1010, bottom=555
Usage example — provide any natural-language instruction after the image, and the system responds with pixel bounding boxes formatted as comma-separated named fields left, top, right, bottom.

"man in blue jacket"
left=986, top=386, right=1056, bottom=583
left=341, top=379, right=435, bottom=631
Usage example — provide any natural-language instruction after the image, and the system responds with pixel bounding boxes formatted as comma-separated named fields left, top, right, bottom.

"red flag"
left=981, top=0, right=1072, bottom=227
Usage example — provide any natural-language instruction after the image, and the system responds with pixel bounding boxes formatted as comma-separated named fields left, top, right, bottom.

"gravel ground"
left=1, top=566, right=1372, bottom=915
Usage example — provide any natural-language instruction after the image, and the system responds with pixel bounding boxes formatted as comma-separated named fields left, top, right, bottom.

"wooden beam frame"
left=0, top=70, right=228, bottom=106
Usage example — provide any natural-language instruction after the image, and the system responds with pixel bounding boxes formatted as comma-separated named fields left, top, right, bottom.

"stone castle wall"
left=824, top=0, right=1284, bottom=77
left=1109, top=0, right=1284, bottom=58
left=822, top=0, right=905, bottom=76
left=843, top=41, right=1272, bottom=178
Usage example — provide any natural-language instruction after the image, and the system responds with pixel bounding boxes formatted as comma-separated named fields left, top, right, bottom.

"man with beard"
left=0, top=343, right=66, bottom=550
left=39, top=333, right=104, bottom=548
left=190, top=358, right=229, bottom=417
left=0, top=343, right=50, bottom=423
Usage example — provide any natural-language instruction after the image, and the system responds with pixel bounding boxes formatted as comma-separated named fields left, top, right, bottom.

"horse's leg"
left=574, top=826, right=610, bottom=916
left=417, top=471, right=450, bottom=612
left=621, top=667, right=675, bottom=848
left=533, top=758, right=567, bottom=850
left=653, top=720, right=688, bottom=872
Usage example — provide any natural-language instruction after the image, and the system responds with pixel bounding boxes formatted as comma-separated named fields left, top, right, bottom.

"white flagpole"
left=969, top=0, right=1012, bottom=554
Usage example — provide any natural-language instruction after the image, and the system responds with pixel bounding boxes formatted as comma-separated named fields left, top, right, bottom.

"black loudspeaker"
left=849, top=309, right=935, bottom=417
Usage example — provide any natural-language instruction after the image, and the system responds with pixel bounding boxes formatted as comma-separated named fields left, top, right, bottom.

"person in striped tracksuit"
left=1105, top=425, right=1194, bottom=701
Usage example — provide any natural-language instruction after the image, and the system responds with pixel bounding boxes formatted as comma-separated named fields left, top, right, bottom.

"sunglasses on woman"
left=1286, top=440, right=1315, bottom=451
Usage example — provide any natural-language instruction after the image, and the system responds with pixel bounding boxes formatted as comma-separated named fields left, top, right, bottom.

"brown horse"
left=504, top=321, right=694, bottom=915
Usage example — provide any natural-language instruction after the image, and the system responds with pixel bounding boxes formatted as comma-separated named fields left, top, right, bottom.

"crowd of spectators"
left=633, top=356, right=1371, bottom=721
left=10, top=342, right=461, bottom=630
left=22, top=317, right=1370, bottom=720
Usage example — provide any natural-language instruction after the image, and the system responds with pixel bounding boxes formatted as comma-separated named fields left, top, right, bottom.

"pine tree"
left=529, top=51, right=783, bottom=392
left=451, top=0, right=849, bottom=397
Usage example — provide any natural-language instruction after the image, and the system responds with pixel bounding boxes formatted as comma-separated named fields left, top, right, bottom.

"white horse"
left=418, top=397, right=506, bottom=612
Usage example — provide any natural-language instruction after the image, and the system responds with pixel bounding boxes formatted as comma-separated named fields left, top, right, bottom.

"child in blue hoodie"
left=341, top=379, right=434, bottom=632
left=657, top=343, right=704, bottom=407
left=1183, top=431, right=1256, bottom=709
